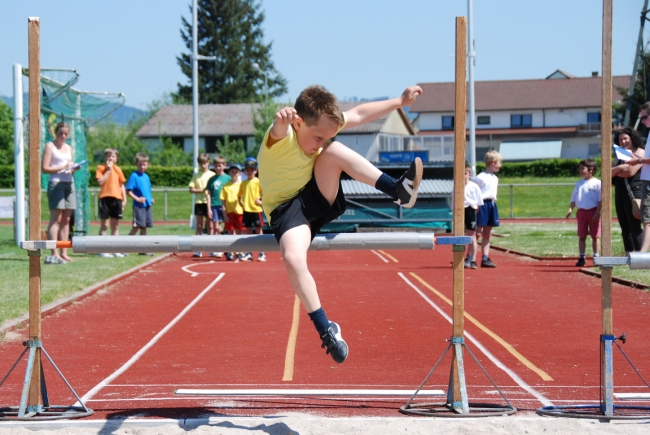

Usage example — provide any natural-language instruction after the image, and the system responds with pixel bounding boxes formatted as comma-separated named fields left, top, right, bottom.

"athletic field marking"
left=615, top=393, right=650, bottom=400
left=174, top=389, right=445, bottom=397
left=75, top=273, right=225, bottom=406
left=282, top=295, right=301, bottom=381
left=377, top=250, right=398, bottom=263
left=370, top=250, right=389, bottom=263
left=181, top=263, right=225, bottom=277
left=409, top=272, right=553, bottom=382
left=398, top=273, right=553, bottom=407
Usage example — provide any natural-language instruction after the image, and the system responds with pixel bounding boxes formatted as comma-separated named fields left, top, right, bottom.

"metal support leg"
left=601, top=334, right=615, bottom=416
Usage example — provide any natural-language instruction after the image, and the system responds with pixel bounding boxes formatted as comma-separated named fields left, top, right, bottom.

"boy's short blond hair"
left=484, top=150, right=502, bottom=165
left=104, top=148, right=117, bottom=159
left=295, top=85, right=345, bottom=127
left=197, top=153, right=210, bottom=165
left=213, top=155, right=226, bottom=165
left=135, top=152, right=149, bottom=165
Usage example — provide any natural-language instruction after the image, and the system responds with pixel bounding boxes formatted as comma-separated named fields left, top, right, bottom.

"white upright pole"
left=191, top=0, right=199, bottom=219
left=467, top=0, right=477, bottom=176
left=13, top=64, right=25, bottom=245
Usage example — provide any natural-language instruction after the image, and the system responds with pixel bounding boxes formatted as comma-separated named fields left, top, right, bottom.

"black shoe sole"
left=402, top=158, right=423, bottom=209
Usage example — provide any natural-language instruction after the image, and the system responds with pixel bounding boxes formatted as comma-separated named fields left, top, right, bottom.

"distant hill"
left=1, top=95, right=146, bottom=126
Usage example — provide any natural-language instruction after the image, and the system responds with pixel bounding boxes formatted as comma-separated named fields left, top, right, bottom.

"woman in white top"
left=41, top=121, right=77, bottom=264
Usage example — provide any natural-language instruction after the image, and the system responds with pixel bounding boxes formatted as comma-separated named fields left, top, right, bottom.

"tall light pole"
left=191, top=0, right=216, bottom=226
left=252, top=62, right=268, bottom=103
left=467, top=0, right=477, bottom=176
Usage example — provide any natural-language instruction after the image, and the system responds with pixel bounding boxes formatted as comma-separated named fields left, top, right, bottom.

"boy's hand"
left=400, top=86, right=423, bottom=107
left=275, top=107, right=300, bottom=125
left=138, top=197, right=146, bottom=204
left=565, top=210, right=572, bottom=219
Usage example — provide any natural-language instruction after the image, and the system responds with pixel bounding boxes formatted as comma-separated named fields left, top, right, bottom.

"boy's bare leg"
left=280, top=224, right=321, bottom=312
left=110, top=217, right=120, bottom=236
left=578, top=237, right=586, bottom=256
left=480, top=226, right=492, bottom=258
left=99, top=218, right=109, bottom=236
left=641, top=223, right=650, bottom=252
left=592, top=236, right=600, bottom=256
left=466, top=229, right=477, bottom=260
left=314, top=141, right=382, bottom=204
left=195, top=215, right=204, bottom=235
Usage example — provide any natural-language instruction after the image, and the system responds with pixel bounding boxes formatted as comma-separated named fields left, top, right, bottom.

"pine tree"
left=176, top=0, right=287, bottom=104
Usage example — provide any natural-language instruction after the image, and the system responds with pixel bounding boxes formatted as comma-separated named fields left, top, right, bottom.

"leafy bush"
left=476, top=158, right=599, bottom=178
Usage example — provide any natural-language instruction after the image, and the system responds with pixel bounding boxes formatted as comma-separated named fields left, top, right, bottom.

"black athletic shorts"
left=194, top=203, right=208, bottom=216
left=269, top=174, right=346, bottom=243
left=99, top=197, right=123, bottom=220
left=243, top=211, right=264, bottom=229
left=464, top=206, right=478, bottom=231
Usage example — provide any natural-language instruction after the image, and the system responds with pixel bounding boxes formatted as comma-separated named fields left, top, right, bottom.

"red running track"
left=0, top=246, right=648, bottom=419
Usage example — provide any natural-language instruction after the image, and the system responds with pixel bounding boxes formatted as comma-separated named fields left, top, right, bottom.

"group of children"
left=189, top=153, right=266, bottom=262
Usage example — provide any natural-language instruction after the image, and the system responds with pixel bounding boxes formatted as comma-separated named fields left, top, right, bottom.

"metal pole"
left=191, top=0, right=199, bottom=216
left=467, top=0, right=477, bottom=176
left=13, top=64, right=25, bottom=246
left=623, top=0, right=649, bottom=127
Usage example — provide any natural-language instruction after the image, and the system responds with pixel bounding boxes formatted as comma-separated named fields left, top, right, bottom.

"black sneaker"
left=226, top=252, right=234, bottom=261
left=394, top=158, right=423, bottom=208
left=320, top=322, right=348, bottom=364
left=481, top=258, right=497, bottom=268
left=464, top=257, right=471, bottom=268
left=470, top=261, right=478, bottom=269
left=576, top=257, right=586, bottom=267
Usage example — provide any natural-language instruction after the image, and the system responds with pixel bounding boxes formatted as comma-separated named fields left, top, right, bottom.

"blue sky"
left=0, top=1, right=646, bottom=110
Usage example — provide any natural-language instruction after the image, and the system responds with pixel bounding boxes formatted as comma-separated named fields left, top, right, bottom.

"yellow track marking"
left=282, top=295, right=301, bottom=381
left=377, top=250, right=399, bottom=263
left=409, top=272, right=553, bottom=381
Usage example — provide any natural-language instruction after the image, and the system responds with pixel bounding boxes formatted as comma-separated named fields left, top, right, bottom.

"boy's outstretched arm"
left=344, top=86, right=422, bottom=129
left=268, top=107, right=300, bottom=145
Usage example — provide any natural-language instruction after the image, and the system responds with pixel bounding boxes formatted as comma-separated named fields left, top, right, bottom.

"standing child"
left=126, top=153, right=154, bottom=248
left=188, top=153, right=216, bottom=257
left=220, top=163, right=244, bottom=261
left=565, top=159, right=602, bottom=267
left=258, top=84, right=423, bottom=364
left=205, top=155, right=231, bottom=258
left=463, top=164, right=484, bottom=269
left=238, top=158, right=265, bottom=262
left=475, top=150, right=502, bottom=268
left=96, top=148, right=127, bottom=258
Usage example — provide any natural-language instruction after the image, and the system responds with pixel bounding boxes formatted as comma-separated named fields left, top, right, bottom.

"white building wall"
left=380, top=112, right=412, bottom=135
left=544, top=108, right=595, bottom=126
left=338, top=134, right=378, bottom=161
left=560, top=137, right=601, bottom=159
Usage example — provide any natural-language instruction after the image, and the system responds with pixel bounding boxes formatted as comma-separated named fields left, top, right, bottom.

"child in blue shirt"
left=126, top=152, right=154, bottom=237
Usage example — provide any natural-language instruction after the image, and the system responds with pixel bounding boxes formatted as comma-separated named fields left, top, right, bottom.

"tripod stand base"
left=0, top=405, right=93, bottom=421
left=537, top=404, right=650, bottom=420
left=401, top=402, right=516, bottom=418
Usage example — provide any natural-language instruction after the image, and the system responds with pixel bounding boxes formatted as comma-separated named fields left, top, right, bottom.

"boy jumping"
left=258, top=84, right=423, bottom=364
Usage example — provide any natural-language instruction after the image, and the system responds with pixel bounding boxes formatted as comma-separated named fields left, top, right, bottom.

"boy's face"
left=294, top=116, right=339, bottom=154
left=137, top=161, right=149, bottom=173
left=464, top=170, right=471, bottom=184
left=229, top=168, right=241, bottom=178
left=215, top=162, right=226, bottom=173
left=579, top=164, right=591, bottom=178
left=105, top=153, right=116, bottom=164
left=244, top=167, right=257, bottom=178
left=200, top=161, right=210, bottom=171
left=488, top=160, right=502, bottom=173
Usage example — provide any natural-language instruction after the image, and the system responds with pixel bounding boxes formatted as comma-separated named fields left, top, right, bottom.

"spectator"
left=96, top=148, right=127, bottom=258
left=41, top=121, right=76, bottom=264
left=612, top=128, right=644, bottom=254
left=565, top=159, right=601, bottom=267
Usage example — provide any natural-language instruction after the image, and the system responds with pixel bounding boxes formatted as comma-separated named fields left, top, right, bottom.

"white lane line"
left=370, top=250, right=389, bottom=263
left=75, top=273, right=225, bottom=406
left=398, top=272, right=553, bottom=407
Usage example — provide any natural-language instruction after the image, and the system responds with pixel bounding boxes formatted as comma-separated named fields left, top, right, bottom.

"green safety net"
left=24, top=68, right=125, bottom=235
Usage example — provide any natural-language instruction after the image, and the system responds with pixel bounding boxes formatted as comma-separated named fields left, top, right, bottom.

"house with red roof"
left=408, top=71, right=630, bottom=162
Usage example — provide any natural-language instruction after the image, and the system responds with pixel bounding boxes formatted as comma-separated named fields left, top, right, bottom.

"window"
left=511, top=114, right=532, bottom=128
left=587, top=112, right=601, bottom=123
left=477, top=116, right=490, bottom=125
left=442, top=115, right=454, bottom=130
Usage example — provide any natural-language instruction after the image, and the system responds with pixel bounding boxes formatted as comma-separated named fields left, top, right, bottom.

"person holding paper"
left=612, top=128, right=644, bottom=253
left=628, top=103, right=650, bottom=252
left=41, top=121, right=77, bottom=264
